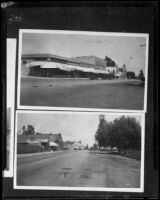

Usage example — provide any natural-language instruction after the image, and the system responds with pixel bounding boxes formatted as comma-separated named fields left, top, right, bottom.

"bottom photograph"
left=14, top=111, right=145, bottom=192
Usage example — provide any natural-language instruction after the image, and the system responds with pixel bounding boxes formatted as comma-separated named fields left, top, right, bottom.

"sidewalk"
left=21, top=76, right=89, bottom=80
left=17, top=150, right=73, bottom=158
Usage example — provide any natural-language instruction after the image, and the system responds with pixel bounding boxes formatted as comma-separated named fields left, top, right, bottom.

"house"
left=17, top=133, right=64, bottom=154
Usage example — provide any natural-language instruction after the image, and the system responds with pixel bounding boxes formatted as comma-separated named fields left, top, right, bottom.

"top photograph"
left=17, top=30, right=149, bottom=112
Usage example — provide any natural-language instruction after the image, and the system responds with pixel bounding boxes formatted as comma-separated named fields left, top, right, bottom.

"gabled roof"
left=17, top=133, right=63, bottom=144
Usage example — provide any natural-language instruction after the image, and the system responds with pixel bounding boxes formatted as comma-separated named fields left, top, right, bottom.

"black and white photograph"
left=2, top=3, right=158, bottom=199
left=17, top=30, right=149, bottom=112
left=14, top=111, right=144, bottom=192
left=3, top=39, right=17, bottom=177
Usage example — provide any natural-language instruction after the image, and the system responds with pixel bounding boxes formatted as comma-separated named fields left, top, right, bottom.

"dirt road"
left=20, top=78, right=144, bottom=110
left=17, top=150, right=140, bottom=188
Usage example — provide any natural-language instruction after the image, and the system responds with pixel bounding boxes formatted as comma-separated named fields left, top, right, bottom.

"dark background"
left=1, top=1, right=159, bottom=199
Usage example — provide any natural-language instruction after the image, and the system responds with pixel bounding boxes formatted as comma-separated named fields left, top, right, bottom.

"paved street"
left=20, top=77, right=144, bottom=110
left=17, top=150, right=140, bottom=188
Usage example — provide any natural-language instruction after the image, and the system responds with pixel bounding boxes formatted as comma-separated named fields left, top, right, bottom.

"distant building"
left=63, top=141, right=75, bottom=150
left=74, top=56, right=107, bottom=70
left=17, top=133, right=64, bottom=154
left=115, top=64, right=127, bottom=79
left=73, top=141, right=85, bottom=150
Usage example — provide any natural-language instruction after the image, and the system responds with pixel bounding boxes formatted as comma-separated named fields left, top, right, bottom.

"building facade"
left=75, top=56, right=107, bottom=70
left=17, top=133, right=64, bottom=154
left=21, top=54, right=127, bottom=79
left=21, top=54, right=115, bottom=79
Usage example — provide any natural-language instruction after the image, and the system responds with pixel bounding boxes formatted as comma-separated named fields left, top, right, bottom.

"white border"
left=17, top=29, right=149, bottom=113
left=14, top=110, right=145, bottom=192
left=3, top=39, right=17, bottom=177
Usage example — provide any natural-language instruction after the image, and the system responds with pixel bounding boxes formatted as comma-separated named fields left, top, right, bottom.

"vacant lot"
left=20, top=77, right=144, bottom=110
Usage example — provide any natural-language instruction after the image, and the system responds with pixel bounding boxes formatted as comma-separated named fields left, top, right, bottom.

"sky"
left=17, top=112, right=142, bottom=147
left=22, top=32, right=147, bottom=75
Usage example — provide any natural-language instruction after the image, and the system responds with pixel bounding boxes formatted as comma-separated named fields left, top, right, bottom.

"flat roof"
left=22, top=54, right=80, bottom=64
left=22, top=54, right=97, bottom=67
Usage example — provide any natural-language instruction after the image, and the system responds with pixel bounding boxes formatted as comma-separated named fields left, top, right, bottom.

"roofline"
left=22, top=54, right=103, bottom=68
left=22, top=54, right=80, bottom=64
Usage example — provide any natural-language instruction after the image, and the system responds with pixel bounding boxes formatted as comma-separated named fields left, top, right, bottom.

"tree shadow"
left=125, top=82, right=144, bottom=87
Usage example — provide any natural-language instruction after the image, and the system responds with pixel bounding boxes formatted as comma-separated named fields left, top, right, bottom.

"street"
left=17, top=150, right=140, bottom=188
left=20, top=77, right=144, bottom=110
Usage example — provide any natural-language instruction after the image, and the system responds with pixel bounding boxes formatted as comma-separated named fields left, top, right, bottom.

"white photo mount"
left=3, top=38, right=17, bottom=177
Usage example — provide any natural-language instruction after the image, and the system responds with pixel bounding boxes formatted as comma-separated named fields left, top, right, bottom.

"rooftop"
left=22, top=54, right=80, bottom=64
left=22, top=54, right=105, bottom=68
left=17, top=133, right=62, bottom=144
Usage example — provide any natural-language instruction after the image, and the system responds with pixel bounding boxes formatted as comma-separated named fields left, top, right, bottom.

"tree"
left=110, top=116, right=141, bottom=153
left=127, top=71, right=135, bottom=79
left=95, top=115, right=141, bottom=153
left=105, top=55, right=116, bottom=67
left=93, top=143, right=98, bottom=150
left=95, top=115, right=107, bottom=147
left=27, top=124, right=35, bottom=134
left=22, top=125, right=27, bottom=135
left=139, top=70, right=145, bottom=81
left=85, top=144, right=89, bottom=150
left=22, top=124, right=35, bottom=135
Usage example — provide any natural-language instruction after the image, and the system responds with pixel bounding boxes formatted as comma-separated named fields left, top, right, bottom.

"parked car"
left=106, top=146, right=111, bottom=150
left=112, top=147, right=118, bottom=153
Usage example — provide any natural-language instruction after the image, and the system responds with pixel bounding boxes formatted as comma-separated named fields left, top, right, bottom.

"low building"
left=17, top=133, right=64, bottom=154
left=21, top=54, right=115, bottom=79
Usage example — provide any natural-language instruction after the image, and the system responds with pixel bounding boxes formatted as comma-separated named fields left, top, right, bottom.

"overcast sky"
left=17, top=112, right=142, bottom=147
left=22, top=32, right=147, bottom=75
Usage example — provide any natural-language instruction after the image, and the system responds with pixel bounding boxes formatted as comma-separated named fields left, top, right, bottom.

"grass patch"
left=119, top=149, right=141, bottom=160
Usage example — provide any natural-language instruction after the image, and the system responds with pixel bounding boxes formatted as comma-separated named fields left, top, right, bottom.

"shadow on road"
left=88, top=151, right=113, bottom=155
left=125, top=82, right=144, bottom=87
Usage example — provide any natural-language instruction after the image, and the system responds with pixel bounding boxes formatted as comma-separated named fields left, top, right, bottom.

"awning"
left=38, top=139, right=48, bottom=143
left=49, top=141, right=58, bottom=147
left=26, top=61, right=109, bottom=74
left=77, top=66, right=95, bottom=73
left=26, top=139, right=40, bottom=144
left=26, top=61, right=48, bottom=68
left=59, top=64, right=76, bottom=71
left=93, top=69, right=108, bottom=74
left=26, top=61, right=58, bottom=69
